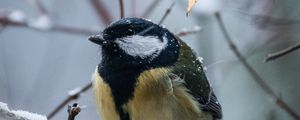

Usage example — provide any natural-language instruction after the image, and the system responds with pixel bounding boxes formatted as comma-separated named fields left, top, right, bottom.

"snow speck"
left=102, top=41, right=108, bottom=44
left=68, top=87, right=82, bottom=96
left=197, top=57, right=204, bottom=63
left=125, top=19, right=132, bottom=24
left=194, top=25, right=202, bottom=31
left=142, top=18, right=152, bottom=22
left=197, top=67, right=202, bottom=71
left=28, top=15, right=52, bottom=30
left=203, top=66, right=207, bottom=71
left=193, top=0, right=222, bottom=14
left=8, top=10, right=26, bottom=23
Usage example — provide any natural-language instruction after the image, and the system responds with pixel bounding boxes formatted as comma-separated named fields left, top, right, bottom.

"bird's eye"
left=127, top=29, right=135, bottom=35
left=103, top=33, right=113, bottom=40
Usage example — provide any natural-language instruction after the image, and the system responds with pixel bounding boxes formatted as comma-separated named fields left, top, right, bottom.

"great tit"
left=89, top=18, right=222, bottom=120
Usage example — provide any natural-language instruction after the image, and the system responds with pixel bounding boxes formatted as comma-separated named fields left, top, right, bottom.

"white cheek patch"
left=115, top=35, right=168, bottom=60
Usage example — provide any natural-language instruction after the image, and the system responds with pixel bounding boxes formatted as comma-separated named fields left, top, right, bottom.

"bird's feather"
left=171, top=37, right=222, bottom=119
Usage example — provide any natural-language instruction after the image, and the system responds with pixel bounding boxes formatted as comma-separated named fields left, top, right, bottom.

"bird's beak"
left=88, top=34, right=107, bottom=45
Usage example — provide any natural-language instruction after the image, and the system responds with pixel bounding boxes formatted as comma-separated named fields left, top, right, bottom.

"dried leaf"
left=186, top=0, right=198, bottom=16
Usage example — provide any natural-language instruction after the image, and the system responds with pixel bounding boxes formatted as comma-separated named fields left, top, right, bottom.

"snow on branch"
left=0, top=102, right=47, bottom=120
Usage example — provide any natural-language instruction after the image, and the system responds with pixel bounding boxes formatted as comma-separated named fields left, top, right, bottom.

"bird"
left=89, top=18, right=222, bottom=120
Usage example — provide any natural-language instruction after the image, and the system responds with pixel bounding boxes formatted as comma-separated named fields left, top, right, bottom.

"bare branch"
left=67, top=103, right=81, bottom=120
left=158, top=2, right=175, bottom=25
left=0, top=13, right=97, bottom=35
left=141, top=0, right=162, bottom=18
left=265, top=43, right=300, bottom=62
left=119, top=0, right=125, bottom=18
left=34, top=0, right=48, bottom=15
left=137, top=2, right=175, bottom=36
left=176, top=26, right=202, bottom=37
left=215, top=12, right=300, bottom=120
left=47, top=82, right=92, bottom=119
left=51, top=25, right=97, bottom=36
left=89, top=0, right=113, bottom=25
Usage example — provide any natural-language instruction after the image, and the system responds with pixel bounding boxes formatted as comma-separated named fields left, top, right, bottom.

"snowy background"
left=1, top=0, right=300, bottom=120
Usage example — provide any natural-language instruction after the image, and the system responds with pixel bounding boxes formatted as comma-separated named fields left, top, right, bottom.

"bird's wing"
left=171, top=38, right=222, bottom=118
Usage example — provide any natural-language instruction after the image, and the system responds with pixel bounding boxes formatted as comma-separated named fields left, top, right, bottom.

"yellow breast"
left=92, top=70, right=120, bottom=120
left=92, top=68, right=212, bottom=120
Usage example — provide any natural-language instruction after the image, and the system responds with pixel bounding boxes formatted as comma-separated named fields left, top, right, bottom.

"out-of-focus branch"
left=215, top=12, right=300, bottom=120
left=0, top=11, right=97, bottom=35
left=89, top=0, right=113, bottom=25
left=176, top=26, right=202, bottom=37
left=141, top=0, right=162, bottom=18
left=138, top=2, right=174, bottom=36
left=131, top=0, right=136, bottom=17
left=119, top=0, right=124, bottom=18
left=34, top=0, right=48, bottom=15
left=51, top=25, right=97, bottom=36
left=265, top=43, right=300, bottom=62
left=47, top=82, right=92, bottom=119
left=67, top=103, right=81, bottom=120
left=158, top=2, right=175, bottom=25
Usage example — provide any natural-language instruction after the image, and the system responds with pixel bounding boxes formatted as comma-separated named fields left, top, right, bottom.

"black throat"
left=98, top=57, right=142, bottom=120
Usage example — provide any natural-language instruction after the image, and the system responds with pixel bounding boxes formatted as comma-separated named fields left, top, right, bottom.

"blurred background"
left=1, top=0, right=300, bottom=120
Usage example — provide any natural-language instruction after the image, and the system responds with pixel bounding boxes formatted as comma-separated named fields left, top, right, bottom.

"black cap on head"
left=89, top=18, right=163, bottom=45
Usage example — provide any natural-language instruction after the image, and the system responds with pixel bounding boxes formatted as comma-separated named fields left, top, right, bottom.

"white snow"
left=28, top=15, right=52, bottom=30
left=193, top=25, right=202, bottom=31
left=193, top=0, right=222, bottom=14
left=197, top=57, right=204, bottom=63
left=115, top=35, right=168, bottom=60
left=11, top=110, right=47, bottom=120
left=141, top=18, right=152, bottom=22
left=0, top=102, right=47, bottom=120
left=8, top=10, right=26, bottom=23
left=68, top=87, right=82, bottom=96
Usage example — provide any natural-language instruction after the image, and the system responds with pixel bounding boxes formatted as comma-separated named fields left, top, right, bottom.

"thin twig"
left=89, top=0, right=113, bottom=25
left=67, top=103, right=81, bottom=120
left=176, top=26, right=202, bottom=37
left=34, top=0, right=48, bottom=15
left=47, top=82, right=92, bottom=119
left=119, top=0, right=125, bottom=18
left=214, top=12, right=300, bottom=120
left=51, top=25, right=97, bottom=36
left=138, top=2, right=175, bottom=36
left=265, top=43, right=300, bottom=62
left=158, top=2, right=175, bottom=25
left=141, top=0, right=162, bottom=18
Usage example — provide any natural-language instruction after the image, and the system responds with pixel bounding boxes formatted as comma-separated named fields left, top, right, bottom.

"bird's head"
left=89, top=18, right=180, bottom=69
